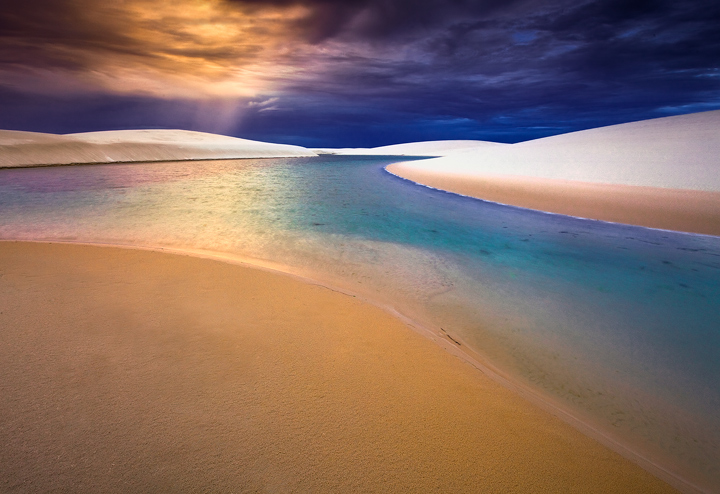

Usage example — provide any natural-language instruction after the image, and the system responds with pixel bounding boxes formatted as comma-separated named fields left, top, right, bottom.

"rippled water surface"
left=1, top=156, right=719, bottom=491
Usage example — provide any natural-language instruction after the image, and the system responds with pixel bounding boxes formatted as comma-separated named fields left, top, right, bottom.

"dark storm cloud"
left=265, top=0, right=720, bottom=142
left=228, top=0, right=524, bottom=41
left=0, top=0, right=718, bottom=145
left=0, top=0, right=142, bottom=69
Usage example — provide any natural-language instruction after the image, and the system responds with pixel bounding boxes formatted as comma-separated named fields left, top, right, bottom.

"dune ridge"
left=0, top=129, right=316, bottom=168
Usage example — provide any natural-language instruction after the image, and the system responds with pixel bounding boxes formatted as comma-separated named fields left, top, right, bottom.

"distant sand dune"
left=314, top=139, right=504, bottom=156
left=0, top=129, right=316, bottom=168
left=387, top=110, right=720, bottom=235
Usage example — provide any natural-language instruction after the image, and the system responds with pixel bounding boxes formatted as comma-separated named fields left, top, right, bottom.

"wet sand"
left=0, top=241, right=677, bottom=492
left=385, top=166, right=720, bottom=236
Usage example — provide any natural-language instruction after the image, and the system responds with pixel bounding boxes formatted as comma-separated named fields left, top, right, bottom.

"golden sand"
left=385, top=166, right=720, bottom=236
left=0, top=242, right=677, bottom=492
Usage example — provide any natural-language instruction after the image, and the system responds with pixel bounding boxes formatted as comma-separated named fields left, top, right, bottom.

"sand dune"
left=0, top=129, right=316, bottom=168
left=0, top=242, right=677, bottom=493
left=315, top=139, right=503, bottom=156
left=387, top=110, right=720, bottom=235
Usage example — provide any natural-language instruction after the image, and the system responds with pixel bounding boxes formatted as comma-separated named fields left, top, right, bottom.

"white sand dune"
left=0, top=130, right=73, bottom=145
left=315, top=139, right=504, bottom=157
left=0, top=129, right=316, bottom=168
left=390, top=110, right=720, bottom=191
left=387, top=110, right=720, bottom=235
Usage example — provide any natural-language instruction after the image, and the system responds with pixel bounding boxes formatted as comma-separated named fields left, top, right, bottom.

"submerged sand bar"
left=0, top=242, right=676, bottom=492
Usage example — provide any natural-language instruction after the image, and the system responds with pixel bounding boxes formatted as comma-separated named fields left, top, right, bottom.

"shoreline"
left=0, top=239, right=702, bottom=493
left=0, top=155, right=314, bottom=170
left=385, top=164, right=720, bottom=237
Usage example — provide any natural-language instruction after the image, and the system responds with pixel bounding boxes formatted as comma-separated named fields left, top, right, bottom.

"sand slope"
left=315, top=139, right=504, bottom=156
left=0, top=129, right=316, bottom=168
left=390, top=111, right=720, bottom=190
left=0, top=242, right=677, bottom=493
left=388, top=111, right=720, bottom=235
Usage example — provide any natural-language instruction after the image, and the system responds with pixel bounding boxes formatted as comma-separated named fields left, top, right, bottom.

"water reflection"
left=1, top=156, right=719, bottom=490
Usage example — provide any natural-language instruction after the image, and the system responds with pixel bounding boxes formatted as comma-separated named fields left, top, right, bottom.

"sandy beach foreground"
left=0, top=242, right=676, bottom=492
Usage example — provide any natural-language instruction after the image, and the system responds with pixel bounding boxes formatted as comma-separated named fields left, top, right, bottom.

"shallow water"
left=1, top=156, right=719, bottom=491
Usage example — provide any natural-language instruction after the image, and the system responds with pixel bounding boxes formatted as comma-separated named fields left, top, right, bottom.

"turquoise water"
left=1, top=156, right=719, bottom=491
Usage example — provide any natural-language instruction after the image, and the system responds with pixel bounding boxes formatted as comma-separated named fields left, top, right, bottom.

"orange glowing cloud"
left=0, top=0, right=317, bottom=98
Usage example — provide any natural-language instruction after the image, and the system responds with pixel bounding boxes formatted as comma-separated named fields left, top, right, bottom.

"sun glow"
left=5, top=0, right=314, bottom=99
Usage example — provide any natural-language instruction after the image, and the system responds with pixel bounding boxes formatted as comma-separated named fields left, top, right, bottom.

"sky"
left=1, top=0, right=719, bottom=147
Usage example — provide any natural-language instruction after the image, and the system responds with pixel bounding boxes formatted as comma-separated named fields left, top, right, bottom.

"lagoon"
left=1, top=155, right=718, bottom=491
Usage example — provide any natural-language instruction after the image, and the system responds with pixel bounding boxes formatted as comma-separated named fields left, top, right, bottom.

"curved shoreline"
left=0, top=155, right=314, bottom=170
left=0, top=239, right=702, bottom=493
left=384, top=164, right=720, bottom=237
